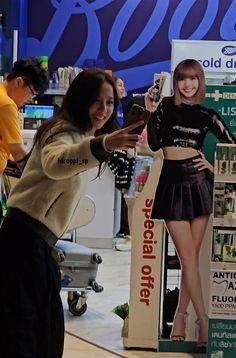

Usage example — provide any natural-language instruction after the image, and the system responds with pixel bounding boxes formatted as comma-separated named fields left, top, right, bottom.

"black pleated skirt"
left=151, top=155, right=214, bottom=221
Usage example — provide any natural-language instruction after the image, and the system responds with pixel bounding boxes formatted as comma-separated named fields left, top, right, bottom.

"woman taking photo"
left=0, top=68, right=142, bottom=358
left=145, top=59, right=236, bottom=347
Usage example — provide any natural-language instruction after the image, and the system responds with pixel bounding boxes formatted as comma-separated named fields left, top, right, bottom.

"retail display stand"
left=122, top=151, right=212, bottom=352
left=207, top=143, right=236, bottom=358
left=203, top=85, right=236, bottom=164
left=123, top=151, right=164, bottom=350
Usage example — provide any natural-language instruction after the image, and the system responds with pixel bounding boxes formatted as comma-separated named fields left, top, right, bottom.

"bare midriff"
left=163, top=146, right=199, bottom=160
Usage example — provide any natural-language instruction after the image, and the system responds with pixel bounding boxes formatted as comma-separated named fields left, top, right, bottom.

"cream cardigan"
left=7, top=129, right=109, bottom=237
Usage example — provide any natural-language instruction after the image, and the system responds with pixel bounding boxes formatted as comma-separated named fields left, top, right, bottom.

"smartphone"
left=152, top=74, right=166, bottom=104
left=123, top=104, right=151, bottom=135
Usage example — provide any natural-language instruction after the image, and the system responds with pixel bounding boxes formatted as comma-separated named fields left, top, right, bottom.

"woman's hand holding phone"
left=123, top=104, right=151, bottom=135
left=104, top=120, right=143, bottom=152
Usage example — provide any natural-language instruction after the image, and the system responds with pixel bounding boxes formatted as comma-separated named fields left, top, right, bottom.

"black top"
left=108, top=150, right=135, bottom=190
left=147, top=96, right=236, bottom=151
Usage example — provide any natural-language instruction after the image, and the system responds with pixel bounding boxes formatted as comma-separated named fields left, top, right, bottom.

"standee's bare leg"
left=165, top=216, right=209, bottom=345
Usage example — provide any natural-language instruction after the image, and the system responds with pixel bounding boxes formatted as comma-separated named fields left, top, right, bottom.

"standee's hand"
left=192, top=151, right=214, bottom=172
left=105, top=121, right=143, bottom=151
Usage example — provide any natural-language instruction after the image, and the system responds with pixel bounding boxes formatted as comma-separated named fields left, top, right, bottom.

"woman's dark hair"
left=33, top=68, right=118, bottom=146
left=20, top=69, right=119, bottom=173
left=6, top=57, right=49, bottom=95
left=173, top=59, right=206, bottom=105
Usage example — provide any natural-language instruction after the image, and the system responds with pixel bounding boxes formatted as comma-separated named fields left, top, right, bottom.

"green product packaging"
left=37, top=56, right=48, bottom=70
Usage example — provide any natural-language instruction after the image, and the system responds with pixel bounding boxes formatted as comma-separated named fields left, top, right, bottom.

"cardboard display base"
left=159, top=340, right=206, bottom=354
left=123, top=153, right=163, bottom=350
left=123, top=151, right=212, bottom=352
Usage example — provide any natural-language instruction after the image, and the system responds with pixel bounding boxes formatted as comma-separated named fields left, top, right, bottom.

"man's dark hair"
left=6, top=57, right=49, bottom=95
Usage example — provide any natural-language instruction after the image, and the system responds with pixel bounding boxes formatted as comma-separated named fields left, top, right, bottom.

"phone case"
left=152, top=74, right=167, bottom=103
left=123, top=104, right=151, bottom=135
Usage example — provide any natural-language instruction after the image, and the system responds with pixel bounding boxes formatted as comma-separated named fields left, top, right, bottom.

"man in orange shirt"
left=0, top=57, right=48, bottom=173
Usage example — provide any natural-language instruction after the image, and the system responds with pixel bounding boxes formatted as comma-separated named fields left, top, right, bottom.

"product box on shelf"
left=125, top=156, right=153, bottom=198
left=214, top=182, right=225, bottom=218
left=229, top=145, right=236, bottom=174
left=212, top=228, right=236, bottom=262
left=214, top=143, right=236, bottom=175
left=213, top=182, right=236, bottom=219
left=222, top=244, right=236, bottom=262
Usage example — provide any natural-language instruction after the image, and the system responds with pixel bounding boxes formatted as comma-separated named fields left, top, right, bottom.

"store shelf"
left=214, top=174, right=236, bottom=183
left=210, top=261, right=236, bottom=270
left=45, top=88, right=66, bottom=95
left=166, top=255, right=181, bottom=270
left=161, top=234, right=181, bottom=338
left=213, top=217, right=236, bottom=227
left=211, top=145, right=236, bottom=279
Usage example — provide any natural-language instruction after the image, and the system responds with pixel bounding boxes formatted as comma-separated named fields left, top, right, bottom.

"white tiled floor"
left=63, top=334, right=205, bottom=358
left=62, top=248, right=206, bottom=358
left=63, top=333, right=203, bottom=357
left=63, top=333, right=123, bottom=357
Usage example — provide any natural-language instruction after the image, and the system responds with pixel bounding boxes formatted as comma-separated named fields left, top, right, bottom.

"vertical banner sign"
left=203, top=85, right=236, bottom=164
left=208, top=270, right=236, bottom=358
left=123, top=153, right=164, bottom=350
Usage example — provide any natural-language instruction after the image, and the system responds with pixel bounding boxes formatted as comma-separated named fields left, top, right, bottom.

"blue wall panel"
left=24, top=0, right=236, bottom=92
left=0, top=0, right=27, bottom=71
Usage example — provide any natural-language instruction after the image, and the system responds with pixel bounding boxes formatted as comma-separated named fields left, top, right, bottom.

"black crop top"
left=147, top=96, right=236, bottom=151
